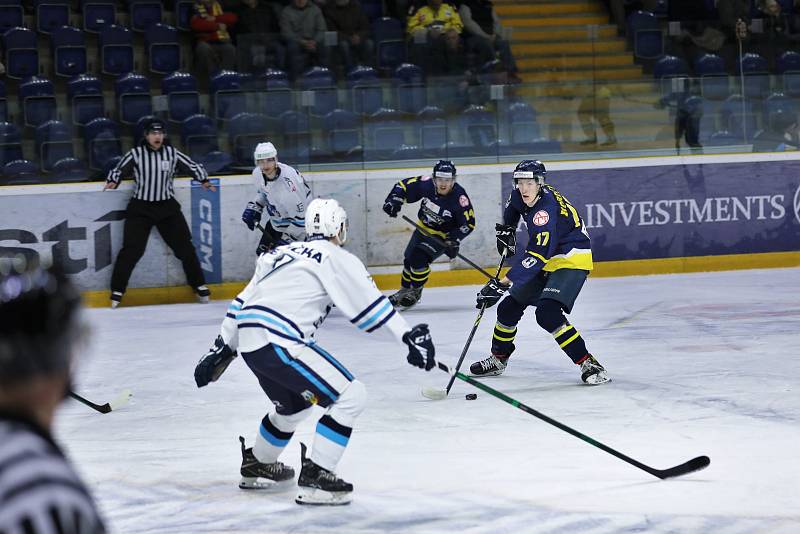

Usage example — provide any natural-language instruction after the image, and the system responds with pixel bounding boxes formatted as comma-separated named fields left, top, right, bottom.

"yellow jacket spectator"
left=406, top=0, right=463, bottom=38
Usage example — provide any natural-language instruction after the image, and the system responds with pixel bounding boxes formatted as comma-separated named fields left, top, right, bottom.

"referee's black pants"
left=111, top=198, right=206, bottom=293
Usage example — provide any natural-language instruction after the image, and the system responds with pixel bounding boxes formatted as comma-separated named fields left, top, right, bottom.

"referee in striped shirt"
left=103, top=118, right=217, bottom=308
left=0, top=260, right=106, bottom=534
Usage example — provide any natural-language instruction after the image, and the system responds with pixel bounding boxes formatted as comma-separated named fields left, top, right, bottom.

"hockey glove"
left=495, top=223, right=516, bottom=256
left=443, top=239, right=460, bottom=259
left=476, top=278, right=510, bottom=309
left=195, top=335, right=237, bottom=387
left=242, top=202, right=263, bottom=231
left=382, top=195, right=403, bottom=218
left=403, top=323, right=436, bottom=371
left=255, top=226, right=278, bottom=255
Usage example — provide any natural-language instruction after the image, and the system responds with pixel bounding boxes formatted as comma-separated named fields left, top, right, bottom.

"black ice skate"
left=295, top=442, right=353, bottom=506
left=469, top=354, right=508, bottom=377
left=238, top=436, right=295, bottom=490
left=195, top=285, right=211, bottom=304
left=388, top=287, right=422, bottom=310
left=577, top=354, right=610, bottom=385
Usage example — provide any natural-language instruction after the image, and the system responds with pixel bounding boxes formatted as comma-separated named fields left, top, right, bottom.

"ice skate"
left=295, top=442, right=353, bottom=506
left=195, top=285, right=210, bottom=304
left=388, top=287, right=422, bottom=310
left=238, top=436, right=295, bottom=490
left=110, top=291, right=123, bottom=309
left=577, top=354, right=610, bottom=385
left=469, top=354, right=508, bottom=377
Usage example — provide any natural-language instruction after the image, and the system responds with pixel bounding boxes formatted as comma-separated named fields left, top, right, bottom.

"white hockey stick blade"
left=421, top=386, right=447, bottom=400
left=109, top=389, right=133, bottom=411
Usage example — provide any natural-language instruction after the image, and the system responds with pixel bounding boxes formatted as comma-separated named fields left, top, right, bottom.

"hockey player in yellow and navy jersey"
left=469, top=160, right=609, bottom=385
left=382, top=160, right=475, bottom=309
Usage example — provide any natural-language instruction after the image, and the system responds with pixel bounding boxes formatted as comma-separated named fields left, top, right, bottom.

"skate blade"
left=469, top=369, right=505, bottom=377
left=295, top=488, right=352, bottom=506
left=583, top=372, right=611, bottom=385
left=239, top=477, right=294, bottom=491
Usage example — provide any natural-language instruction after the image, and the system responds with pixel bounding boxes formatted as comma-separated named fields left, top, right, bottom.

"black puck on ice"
left=465, top=393, right=478, bottom=400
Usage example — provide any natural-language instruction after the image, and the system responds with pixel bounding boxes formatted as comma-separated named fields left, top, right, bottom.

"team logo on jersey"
left=532, top=210, right=549, bottom=226
left=285, top=176, right=296, bottom=192
left=301, top=390, right=319, bottom=405
left=459, top=195, right=469, bottom=208
left=522, top=256, right=537, bottom=268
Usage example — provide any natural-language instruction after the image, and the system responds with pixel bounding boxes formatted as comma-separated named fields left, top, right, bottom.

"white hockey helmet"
left=305, top=198, right=348, bottom=244
left=253, top=142, right=277, bottom=163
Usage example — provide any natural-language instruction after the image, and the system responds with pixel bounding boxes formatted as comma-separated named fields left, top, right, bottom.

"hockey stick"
left=401, top=215, right=494, bottom=280
left=428, top=361, right=710, bottom=480
left=422, top=250, right=508, bottom=400
left=68, top=389, right=132, bottom=414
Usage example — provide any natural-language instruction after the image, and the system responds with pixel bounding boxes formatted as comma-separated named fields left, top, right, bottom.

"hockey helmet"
left=143, top=118, right=165, bottom=135
left=305, top=198, right=348, bottom=244
left=513, top=159, right=546, bottom=184
left=254, top=142, right=278, bottom=163
left=432, top=159, right=457, bottom=180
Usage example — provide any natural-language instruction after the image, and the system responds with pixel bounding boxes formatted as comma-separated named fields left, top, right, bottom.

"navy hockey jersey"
left=386, top=176, right=475, bottom=240
left=504, top=184, right=593, bottom=285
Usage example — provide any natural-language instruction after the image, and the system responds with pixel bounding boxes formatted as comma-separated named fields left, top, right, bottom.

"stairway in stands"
left=494, top=0, right=673, bottom=151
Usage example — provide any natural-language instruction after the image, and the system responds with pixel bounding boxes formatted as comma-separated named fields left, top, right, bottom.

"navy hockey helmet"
left=513, top=159, right=546, bottom=184
left=143, top=118, right=165, bottom=135
left=432, top=160, right=457, bottom=180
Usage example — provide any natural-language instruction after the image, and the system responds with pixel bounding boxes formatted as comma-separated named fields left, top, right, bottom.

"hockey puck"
left=465, top=393, right=478, bottom=400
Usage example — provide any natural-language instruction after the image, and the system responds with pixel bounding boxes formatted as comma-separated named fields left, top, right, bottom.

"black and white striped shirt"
left=0, top=414, right=106, bottom=534
left=106, top=143, right=209, bottom=202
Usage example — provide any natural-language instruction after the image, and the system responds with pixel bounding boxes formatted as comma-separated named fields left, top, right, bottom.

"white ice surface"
left=57, top=268, right=800, bottom=533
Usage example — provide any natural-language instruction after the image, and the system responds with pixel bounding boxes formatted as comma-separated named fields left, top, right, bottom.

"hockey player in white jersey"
left=241, top=142, right=312, bottom=255
left=195, top=198, right=436, bottom=506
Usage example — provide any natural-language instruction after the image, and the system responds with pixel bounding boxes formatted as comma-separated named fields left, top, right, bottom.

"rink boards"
left=1, top=152, right=799, bottom=306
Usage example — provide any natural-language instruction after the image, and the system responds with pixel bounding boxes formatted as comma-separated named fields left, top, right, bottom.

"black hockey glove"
left=403, top=323, right=436, bottom=371
left=383, top=195, right=403, bottom=218
left=495, top=223, right=516, bottom=256
left=255, top=225, right=278, bottom=255
left=476, top=278, right=510, bottom=309
left=195, top=335, right=237, bottom=387
left=443, top=239, right=460, bottom=259
left=242, top=202, right=263, bottom=231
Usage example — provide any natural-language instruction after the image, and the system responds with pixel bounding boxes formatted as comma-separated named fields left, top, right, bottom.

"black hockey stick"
left=401, top=215, right=494, bottom=280
left=68, top=389, right=132, bottom=414
left=422, top=250, right=508, bottom=400
left=429, top=361, right=710, bottom=480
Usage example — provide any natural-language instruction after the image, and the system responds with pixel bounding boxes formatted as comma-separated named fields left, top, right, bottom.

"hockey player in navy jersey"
left=469, top=160, right=609, bottom=385
left=241, top=142, right=312, bottom=255
left=194, top=198, right=436, bottom=506
left=382, top=160, right=476, bottom=309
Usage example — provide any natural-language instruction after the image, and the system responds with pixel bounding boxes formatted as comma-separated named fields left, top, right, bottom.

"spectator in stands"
left=459, top=0, right=521, bottom=83
left=323, top=0, right=374, bottom=73
left=756, top=0, right=800, bottom=66
left=752, top=109, right=799, bottom=151
left=235, top=0, right=287, bottom=72
left=192, top=0, right=239, bottom=79
left=280, top=0, right=330, bottom=80
left=578, top=83, right=617, bottom=147
left=407, top=0, right=463, bottom=73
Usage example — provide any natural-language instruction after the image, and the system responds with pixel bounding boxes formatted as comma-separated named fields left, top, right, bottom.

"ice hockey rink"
left=58, top=267, right=800, bottom=533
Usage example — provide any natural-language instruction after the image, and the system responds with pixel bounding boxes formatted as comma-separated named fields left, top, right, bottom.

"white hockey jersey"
left=250, top=163, right=312, bottom=242
left=221, top=239, right=411, bottom=354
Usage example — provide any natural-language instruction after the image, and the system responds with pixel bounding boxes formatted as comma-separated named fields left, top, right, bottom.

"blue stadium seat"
left=19, top=76, right=57, bottom=128
left=84, top=117, right=122, bottom=172
left=180, top=114, right=219, bottom=159
left=653, top=55, right=689, bottom=97
left=365, top=108, right=405, bottom=160
left=416, top=105, right=448, bottom=155
left=128, top=0, right=162, bottom=32
left=51, top=26, right=88, bottom=77
left=507, top=101, right=540, bottom=144
left=372, top=17, right=406, bottom=72
left=115, top=72, right=152, bottom=125
left=34, top=0, right=70, bottom=35
left=323, top=108, right=362, bottom=157
left=51, top=157, right=88, bottom=182
left=227, top=112, right=269, bottom=165
left=209, top=70, right=245, bottom=121
left=347, top=65, right=383, bottom=116
left=708, top=130, right=742, bottom=146
left=0, top=121, right=23, bottom=167
left=776, top=50, right=800, bottom=97
left=3, top=27, right=38, bottom=79
left=1, top=159, right=40, bottom=185
left=0, top=1, right=23, bottom=33
left=361, top=0, right=383, bottom=21
left=458, top=105, right=497, bottom=156
left=298, top=66, right=338, bottom=117
left=736, top=52, right=770, bottom=100
left=100, top=24, right=134, bottom=76
left=67, top=74, right=105, bottom=126
left=627, top=10, right=662, bottom=59
left=763, top=92, right=794, bottom=129
left=258, top=68, right=292, bottom=118
left=721, top=94, right=758, bottom=141
left=81, top=0, right=116, bottom=33
left=278, top=110, right=311, bottom=163
left=393, top=63, right=426, bottom=115
left=694, top=53, right=729, bottom=100
left=162, top=71, right=200, bottom=123
left=0, top=79, right=7, bottom=122
left=175, top=0, right=194, bottom=31
left=35, top=119, right=73, bottom=172
left=145, top=23, right=180, bottom=74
